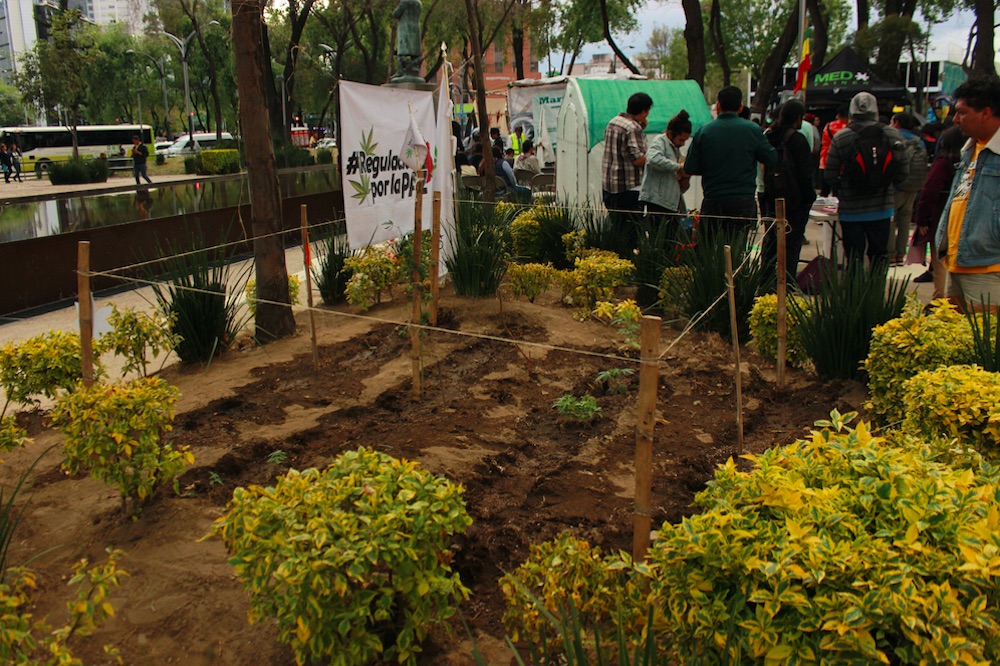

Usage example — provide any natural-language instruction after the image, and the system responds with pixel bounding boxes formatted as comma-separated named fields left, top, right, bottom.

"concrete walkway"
left=0, top=172, right=206, bottom=204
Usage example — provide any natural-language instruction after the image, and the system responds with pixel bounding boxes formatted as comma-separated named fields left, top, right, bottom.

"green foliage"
left=506, top=262, right=556, bottom=303
left=246, top=275, right=300, bottom=315
left=594, top=367, right=635, bottom=395
left=155, top=153, right=166, bottom=166
left=266, top=449, right=288, bottom=465
left=0, top=83, right=25, bottom=127
left=681, top=231, right=772, bottom=341
left=592, top=299, right=642, bottom=350
left=552, top=394, right=601, bottom=422
left=0, top=417, right=27, bottom=456
left=531, top=205, right=577, bottom=269
left=966, top=306, right=1000, bottom=372
left=511, top=211, right=542, bottom=260
left=748, top=293, right=812, bottom=369
left=312, top=229, right=353, bottom=305
left=0, top=548, right=125, bottom=665
left=446, top=197, right=513, bottom=297
left=790, top=261, right=908, bottom=379
left=657, top=265, right=692, bottom=318
left=864, top=298, right=975, bottom=427
left=316, top=148, right=334, bottom=164
left=634, top=218, right=681, bottom=310
left=46, top=158, right=109, bottom=184
left=199, top=149, right=241, bottom=174
left=212, top=447, right=472, bottom=666
left=501, top=532, right=655, bottom=662
left=51, top=377, right=193, bottom=515
left=577, top=205, right=634, bottom=260
left=557, top=250, right=635, bottom=310
left=94, top=305, right=181, bottom=378
left=0, top=331, right=100, bottom=413
left=649, top=412, right=1000, bottom=664
left=148, top=230, right=251, bottom=364
left=902, top=365, right=1000, bottom=453
left=274, top=144, right=315, bottom=167
left=183, top=155, right=199, bottom=174
left=344, top=244, right=402, bottom=311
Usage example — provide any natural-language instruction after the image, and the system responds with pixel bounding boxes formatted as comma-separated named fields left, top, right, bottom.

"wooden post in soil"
left=77, top=241, right=94, bottom=388
left=725, top=245, right=745, bottom=462
left=633, top=315, right=661, bottom=562
left=300, top=204, right=319, bottom=370
left=410, top=170, right=426, bottom=401
left=430, top=193, right=442, bottom=326
left=775, top=198, right=787, bottom=388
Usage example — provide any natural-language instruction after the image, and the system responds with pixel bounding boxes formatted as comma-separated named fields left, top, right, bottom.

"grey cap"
left=850, top=92, right=878, bottom=121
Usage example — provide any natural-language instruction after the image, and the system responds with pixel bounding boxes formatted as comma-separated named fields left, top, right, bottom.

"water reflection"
left=0, top=168, right=340, bottom=244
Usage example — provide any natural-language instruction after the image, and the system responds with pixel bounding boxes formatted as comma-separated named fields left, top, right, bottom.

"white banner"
left=432, top=69, right=456, bottom=272
left=507, top=81, right=566, bottom=145
left=339, top=81, right=436, bottom=248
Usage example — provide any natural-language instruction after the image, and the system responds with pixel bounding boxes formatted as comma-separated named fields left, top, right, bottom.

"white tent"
left=555, top=78, right=712, bottom=211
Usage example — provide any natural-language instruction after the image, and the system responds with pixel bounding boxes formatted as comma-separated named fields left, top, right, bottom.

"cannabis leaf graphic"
left=349, top=174, right=370, bottom=203
left=360, top=127, right=378, bottom=156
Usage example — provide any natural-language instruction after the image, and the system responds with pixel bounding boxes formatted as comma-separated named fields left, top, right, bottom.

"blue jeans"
left=133, top=162, right=152, bottom=185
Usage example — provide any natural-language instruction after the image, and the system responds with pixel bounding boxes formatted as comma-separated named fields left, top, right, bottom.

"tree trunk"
left=463, top=0, right=496, bottom=199
left=750, top=1, right=799, bottom=115
left=857, top=0, right=869, bottom=30
left=708, top=0, right=731, bottom=86
left=807, top=0, right=829, bottom=70
left=681, top=0, right=706, bottom=88
left=599, top=0, right=641, bottom=74
left=231, top=0, right=296, bottom=341
left=512, top=25, right=525, bottom=80
left=972, top=0, right=997, bottom=78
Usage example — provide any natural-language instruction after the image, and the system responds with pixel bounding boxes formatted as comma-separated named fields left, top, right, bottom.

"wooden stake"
left=725, top=245, right=745, bottom=462
left=411, top=170, right=426, bottom=401
left=430, top=192, right=442, bottom=326
left=633, top=315, right=661, bottom=562
left=300, top=204, right=319, bottom=370
left=775, top=198, right=787, bottom=388
left=77, top=241, right=94, bottom=389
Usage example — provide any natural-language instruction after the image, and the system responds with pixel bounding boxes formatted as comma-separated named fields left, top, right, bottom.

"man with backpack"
left=761, top=99, right=817, bottom=281
left=934, top=77, right=1000, bottom=311
left=824, top=91, right=910, bottom=267
left=888, top=112, right=928, bottom=265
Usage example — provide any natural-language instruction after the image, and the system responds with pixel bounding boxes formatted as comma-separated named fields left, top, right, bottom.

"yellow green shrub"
left=865, top=298, right=975, bottom=427
left=199, top=149, right=240, bottom=174
left=0, top=331, right=103, bottom=410
left=212, top=447, right=472, bottom=666
left=245, top=275, right=301, bottom=315
left=51, top=377, right=192, bottom=515
left=657, top=265, right=691, bottom=317
left=94, top=305, right=180, bottom=378
left=593, top=299, right=642, bottom=350
left=648, top=411, right=1000, bottom=664
left=511, top=208, right=542, bottom=259
left=557, top=251, right=635, bottom=309
left=902, top=364, right=1000, bottom=452
left=748, top=293, right=811, bottom=369
left=501, top=532, right=654, bottom=659
left=506, top=262, right=555, bottom=302
left=0, top=549, right=125, bottom=665
left=344, top=244, right=402, bottom=311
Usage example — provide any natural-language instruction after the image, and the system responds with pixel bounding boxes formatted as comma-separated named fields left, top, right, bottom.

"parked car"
left=314, top=137, right=337, bottom=150
left=162, top=132, right=235, bottom=157
left=154, top=141, right=174, bottom=153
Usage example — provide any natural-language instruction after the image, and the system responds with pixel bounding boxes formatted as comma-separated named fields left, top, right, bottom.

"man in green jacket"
left=684, top=86, right=776, bottom=242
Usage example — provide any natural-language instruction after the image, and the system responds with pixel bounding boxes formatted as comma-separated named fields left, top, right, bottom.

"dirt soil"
left=5, top=286, right=868, bottom=665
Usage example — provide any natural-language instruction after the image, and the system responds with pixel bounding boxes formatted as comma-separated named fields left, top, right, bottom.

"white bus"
left=0, top=125, right=154, bottom=174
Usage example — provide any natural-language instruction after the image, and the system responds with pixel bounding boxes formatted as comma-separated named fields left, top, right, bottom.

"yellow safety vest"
left=511, top=133, right=524, bottom=155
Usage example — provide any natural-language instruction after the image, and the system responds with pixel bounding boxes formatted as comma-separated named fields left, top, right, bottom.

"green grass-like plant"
left=446, top=197, right=512, bottom=297
left=148, top=228, right=251, bottom=365
left=316, top=148, right=334, bottom=165
left=864, top=298, right=975, bottom=427
left=51, top=377, right=193, bottom=516
left=966, top=303, right=1000, bottom=372
left=577, top=204, right=634, bottom=260
left=790, top=259, right=908, bottom=379
left=212, top=447, right=472, bottom=666
left=681, top=231, right=773, bottom=341
left=312, top=228, right=354, bottom=305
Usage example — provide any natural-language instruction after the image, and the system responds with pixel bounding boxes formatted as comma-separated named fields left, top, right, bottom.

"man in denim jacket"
left=934, top=77, right=1000, bottom=311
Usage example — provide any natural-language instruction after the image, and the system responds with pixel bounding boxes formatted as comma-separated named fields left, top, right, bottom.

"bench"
left=107, top=157, right=134, bottom=172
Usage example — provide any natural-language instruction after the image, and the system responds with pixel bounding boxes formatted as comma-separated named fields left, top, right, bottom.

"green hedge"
left=47, top=158, right=110, bottom=184
left=199, top=149, right=241, bottom=175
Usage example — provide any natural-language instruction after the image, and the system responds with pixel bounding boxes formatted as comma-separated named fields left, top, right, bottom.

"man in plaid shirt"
left=602, top=92, right=652, bottom=244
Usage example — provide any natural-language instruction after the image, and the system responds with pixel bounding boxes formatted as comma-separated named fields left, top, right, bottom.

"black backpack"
left=764, top=128, right=801, bottom=210
left=840, top=123, right=899, bottom=194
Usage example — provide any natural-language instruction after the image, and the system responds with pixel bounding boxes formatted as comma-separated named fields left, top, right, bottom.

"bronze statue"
left=391, top=0, right=423, bottom=83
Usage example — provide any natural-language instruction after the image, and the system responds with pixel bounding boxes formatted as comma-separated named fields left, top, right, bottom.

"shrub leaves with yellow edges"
left=648, top=411, right=1000, bottom=664
left=212, top=447, right=472, bottom=666
left=748, top=293, right=812, bottom=369
left=903, top=364, right=1000, bottom=453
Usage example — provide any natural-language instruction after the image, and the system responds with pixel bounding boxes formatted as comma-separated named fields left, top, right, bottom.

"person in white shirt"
left=514, top=140, right=541, bottom=176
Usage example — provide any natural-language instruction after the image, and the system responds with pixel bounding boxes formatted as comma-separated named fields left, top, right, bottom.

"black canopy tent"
left=776, top=47, right=910, bottom=110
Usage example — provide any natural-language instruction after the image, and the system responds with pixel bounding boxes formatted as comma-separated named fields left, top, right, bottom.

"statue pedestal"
left=384, top=80, right=436, bottom=92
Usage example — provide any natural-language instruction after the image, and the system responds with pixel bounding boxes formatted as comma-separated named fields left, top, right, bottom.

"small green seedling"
left=594, top=368, right=635, bottom=395
left=553, top=394, right=602, bottom=422
left=267, top=449, right=288, bottom=465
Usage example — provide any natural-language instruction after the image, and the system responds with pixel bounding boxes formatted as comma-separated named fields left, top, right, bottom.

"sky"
left=569, top=0, right=994, bottom=68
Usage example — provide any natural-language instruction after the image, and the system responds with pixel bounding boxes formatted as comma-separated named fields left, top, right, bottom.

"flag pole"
left=799, top=0, right=808, bottom=106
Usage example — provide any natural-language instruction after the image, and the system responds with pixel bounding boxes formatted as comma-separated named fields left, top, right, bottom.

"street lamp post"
left=127, top=49, right=171, bottom=140
left=162, top=21, right=219, bottom=143
left=136, top=88, right=145, bottom=131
